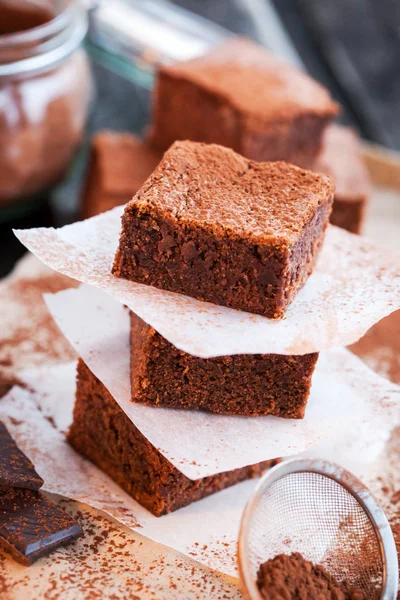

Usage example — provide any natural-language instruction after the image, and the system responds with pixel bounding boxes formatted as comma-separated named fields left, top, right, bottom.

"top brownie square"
left=113, top=141, right=334, bottom=318
left=149, top=37, right=339, bottom=167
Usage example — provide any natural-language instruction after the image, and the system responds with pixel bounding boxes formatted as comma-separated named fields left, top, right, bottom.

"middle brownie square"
left=130, top=312, right=318, bottom=418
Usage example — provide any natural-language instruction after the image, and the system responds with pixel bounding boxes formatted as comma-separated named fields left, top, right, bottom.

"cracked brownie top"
left=129, top=141, right=334, bottom=245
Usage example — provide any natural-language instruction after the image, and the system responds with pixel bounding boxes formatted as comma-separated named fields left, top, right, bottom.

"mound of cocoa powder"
left=256, top=553, right=366, bottom=600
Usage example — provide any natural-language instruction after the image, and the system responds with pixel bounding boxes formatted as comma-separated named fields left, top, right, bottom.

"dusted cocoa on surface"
left=68, top=360, right=276, bottom=517
left=113, top=141, right=334, bottom=319
left=0, top=260, right=77, bottom=379
left=150, top=37, right=339, bottom=167
left=82, top=131, right=162, bottom=218
left=313, top=125, right=370, bottom=234
left=256, top=553, right=366, bottom=600
left=130, top=312, right=318, bottom=417
left=350, top=309, right=400, bottom=385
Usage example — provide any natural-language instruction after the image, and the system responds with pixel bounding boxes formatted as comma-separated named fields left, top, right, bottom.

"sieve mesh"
left=241, top=470, right=384, bottom=599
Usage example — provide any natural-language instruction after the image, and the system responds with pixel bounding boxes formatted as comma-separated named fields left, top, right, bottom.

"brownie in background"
left=149, top=37, right=339, bottom=167
left=313, top=125, right=370, bottom=234
left=82, top=131, right=162, bottom=219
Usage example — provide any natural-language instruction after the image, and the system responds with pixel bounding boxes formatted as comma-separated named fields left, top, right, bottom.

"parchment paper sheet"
left=14, top=207, right=400, bottom=358
left=44, top=284, right=399, bottom=481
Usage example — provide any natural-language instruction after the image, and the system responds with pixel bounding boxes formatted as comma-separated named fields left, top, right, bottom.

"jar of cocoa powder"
left=0, top=0, right=91, bottom=209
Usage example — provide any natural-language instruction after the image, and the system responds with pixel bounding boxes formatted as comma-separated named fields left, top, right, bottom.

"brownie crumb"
left=256, top=553, right=367, bottom=600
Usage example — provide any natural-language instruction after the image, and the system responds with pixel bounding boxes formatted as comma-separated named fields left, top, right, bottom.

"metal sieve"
left=238, top=458, right=399, bottom=600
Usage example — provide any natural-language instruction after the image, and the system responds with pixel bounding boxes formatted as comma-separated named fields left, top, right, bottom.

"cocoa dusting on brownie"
left=113, top=141, right=334, bottom=318
left=256, top=553, right=366, bottom=600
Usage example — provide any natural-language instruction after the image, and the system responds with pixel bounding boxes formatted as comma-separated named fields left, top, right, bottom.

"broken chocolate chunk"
left=0, top=488, right=83, bottom=565
left=0, top=421, right=44, bottom=490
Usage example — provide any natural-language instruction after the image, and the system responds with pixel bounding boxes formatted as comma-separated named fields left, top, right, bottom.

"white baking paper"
left=43, top=284, right=400, bottom=480
left=14, top=206, right=400, bottom=358
left=0, top=358, right=398, bottom=577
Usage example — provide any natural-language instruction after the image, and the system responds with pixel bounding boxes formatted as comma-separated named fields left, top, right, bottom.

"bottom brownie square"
left=131, top=313, right=319, bottom=418
left=68, top=360, right=276, bottom=517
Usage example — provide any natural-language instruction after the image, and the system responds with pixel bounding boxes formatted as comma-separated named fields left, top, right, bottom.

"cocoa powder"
left=256, top=553, right=366, bottom=600
left=0, top=1, right=53, bottom=36
left=350, top=310, right=400, bottom=385
left=0, top=498, right=241, bottom=599
left=0, top=260, right=78, bottom=397
left=0, top=2, right=91, bottom=205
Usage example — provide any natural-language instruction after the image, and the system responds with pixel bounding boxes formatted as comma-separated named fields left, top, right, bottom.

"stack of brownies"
left=69, top=36, right=343, bottom=517
left=69, top=128, right=336, bottom=515
left=83, top=37, right=370, bottom=235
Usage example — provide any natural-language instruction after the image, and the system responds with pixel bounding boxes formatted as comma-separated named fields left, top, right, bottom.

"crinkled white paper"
left=43, top=284, right=399, bottom=480
left=14, top=207, right=400, bottom=358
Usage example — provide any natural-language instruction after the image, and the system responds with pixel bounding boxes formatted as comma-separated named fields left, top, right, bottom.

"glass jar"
left=0, top=0, right=91, bottom=207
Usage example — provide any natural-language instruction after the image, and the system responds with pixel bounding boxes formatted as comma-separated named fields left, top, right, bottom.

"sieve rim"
left=238, top=458, right=399, bottom=600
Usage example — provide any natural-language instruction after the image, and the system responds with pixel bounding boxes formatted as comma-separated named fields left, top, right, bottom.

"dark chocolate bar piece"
left=0, top=488, right=83, bottom=565
left=0, top=421, right=44, bottom=490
